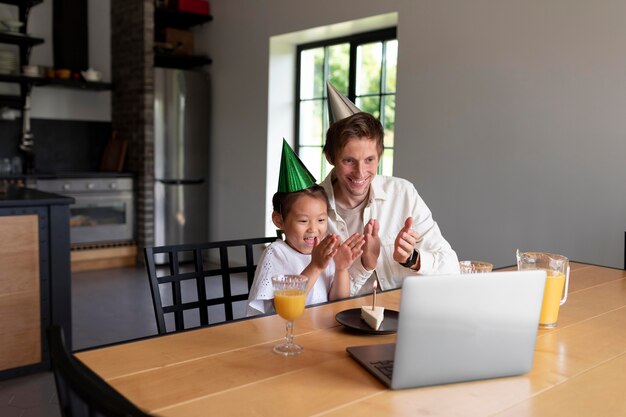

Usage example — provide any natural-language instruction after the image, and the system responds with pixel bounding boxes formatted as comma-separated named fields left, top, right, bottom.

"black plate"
left=335, top=308, right=399, bottom=335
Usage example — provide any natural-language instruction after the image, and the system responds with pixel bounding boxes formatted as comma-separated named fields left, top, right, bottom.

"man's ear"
left=272, top=211, right=283, bottom=229
left=324, top=150, right=334, bottom=165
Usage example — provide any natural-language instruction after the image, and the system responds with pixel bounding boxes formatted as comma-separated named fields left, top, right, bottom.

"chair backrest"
left=47, top=325, right=150, bottom=417
left=144, top=236, right=279, bottom=334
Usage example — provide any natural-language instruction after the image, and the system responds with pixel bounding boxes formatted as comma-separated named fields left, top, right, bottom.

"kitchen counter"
left=0, top=171, right=133, bottom=181
left=33, top=171, right=133, bottom=179
left=0, top=187, right=72, bottom=380
left=0, top=186, right=74, bottom=208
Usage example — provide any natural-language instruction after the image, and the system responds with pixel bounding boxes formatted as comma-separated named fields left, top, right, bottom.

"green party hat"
left=327, top=81, right=362, bottom=124
left=277, top=139, right=317, bottom=193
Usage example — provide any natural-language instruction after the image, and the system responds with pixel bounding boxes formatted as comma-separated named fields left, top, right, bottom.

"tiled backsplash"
left=0, top=118, right=112, bottom=173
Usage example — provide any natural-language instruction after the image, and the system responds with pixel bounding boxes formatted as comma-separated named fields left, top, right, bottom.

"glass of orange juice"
left=272, top=274, right=308, bottom=356
left=517, top=250, right=570, bottom=328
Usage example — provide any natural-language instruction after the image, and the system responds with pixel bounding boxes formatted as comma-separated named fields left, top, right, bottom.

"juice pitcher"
left=516, top=250, right=570, bottom=328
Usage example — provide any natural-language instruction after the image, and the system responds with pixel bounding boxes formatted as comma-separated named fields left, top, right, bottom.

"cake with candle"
left=361, top=306, right=385, bottom=330
left=360, top=280, right=384, bottom=330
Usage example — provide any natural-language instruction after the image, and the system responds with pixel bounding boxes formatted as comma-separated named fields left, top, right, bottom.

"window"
left=295, top=28, right=397, bottom=181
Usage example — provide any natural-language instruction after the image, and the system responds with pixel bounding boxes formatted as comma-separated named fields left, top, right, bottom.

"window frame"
left=294, top=27, right=397, bottom=177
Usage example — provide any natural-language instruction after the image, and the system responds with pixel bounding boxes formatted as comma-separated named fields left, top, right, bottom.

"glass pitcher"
left=516, top=250, right=570, bottom=328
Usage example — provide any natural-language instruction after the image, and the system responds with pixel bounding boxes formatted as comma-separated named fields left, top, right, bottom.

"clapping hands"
left=311, top=234, right=339, bottom=270
left=361, top=219, right=380, bottom=270
left=334, top=233, right=365, bottom=271
left=311, top=233, right=365, bottom=271
left=326, top=233, right=365, bottom=300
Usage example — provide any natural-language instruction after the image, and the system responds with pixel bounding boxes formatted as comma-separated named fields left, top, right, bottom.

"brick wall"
left=111, top=0, right=154, bottom=259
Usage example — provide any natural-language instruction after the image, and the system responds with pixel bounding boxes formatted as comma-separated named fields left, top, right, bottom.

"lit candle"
left=372, top=280, right=378, bottom=310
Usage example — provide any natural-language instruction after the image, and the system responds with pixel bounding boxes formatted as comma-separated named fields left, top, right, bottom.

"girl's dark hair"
left=323, top=112, right=384, bottom=165
left=272, top=185, right=329, bottom=219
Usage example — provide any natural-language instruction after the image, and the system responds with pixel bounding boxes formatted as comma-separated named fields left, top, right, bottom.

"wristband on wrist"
left=399, top=249, right=419, bottom=268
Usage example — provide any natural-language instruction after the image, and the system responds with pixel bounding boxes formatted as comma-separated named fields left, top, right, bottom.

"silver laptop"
left=347, top=270, right=546, bottom=389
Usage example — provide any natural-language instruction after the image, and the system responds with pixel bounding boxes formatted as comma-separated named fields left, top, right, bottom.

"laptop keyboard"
left=371, top=360, right=394, bottom=379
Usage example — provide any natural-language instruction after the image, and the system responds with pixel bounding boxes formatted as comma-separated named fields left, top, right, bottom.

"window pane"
left=356, top=42, right=382, bottom=95
left=382, top=95, right=395, bottom=147
left=321, top=155, right=331, bottom=180
left=327, top=43, right=349, bottom=95
left=296, top=32, right=397, bottom=184
left=384, top=40, right=398, bottom=93
left=355, top=96, right=380, bottom=119
left=299, top=100, right=324, bottom=146
left=299, top=146, right=323, bottom=182
left=381, top=149, right=394, bottom=176
left=300, top=48, right=324, bottom=99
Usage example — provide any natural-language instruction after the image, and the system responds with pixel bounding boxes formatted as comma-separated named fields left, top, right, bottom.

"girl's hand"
left=311, top=234, right=338, bottom=269
left=334, top=233, right=365, bottom=271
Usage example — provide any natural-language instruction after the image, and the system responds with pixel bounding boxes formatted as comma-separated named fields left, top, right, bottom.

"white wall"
left=394, top=0, right=626, bottom=268
left=205, top=0, right=626, bottom=269
left=0, top=0, right=110, bottom=121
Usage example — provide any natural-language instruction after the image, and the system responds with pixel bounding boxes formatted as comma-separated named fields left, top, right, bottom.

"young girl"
left=247, top=184, right=364, bottom=316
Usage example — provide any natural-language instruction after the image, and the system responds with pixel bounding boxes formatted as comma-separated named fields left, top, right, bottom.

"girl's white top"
left=246, top=240, right=335, bottom=316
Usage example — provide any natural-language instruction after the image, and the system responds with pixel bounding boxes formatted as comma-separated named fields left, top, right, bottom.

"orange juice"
left=539, top=272, right=566, bottom=327
left=274, top=289, right=306, bottom=321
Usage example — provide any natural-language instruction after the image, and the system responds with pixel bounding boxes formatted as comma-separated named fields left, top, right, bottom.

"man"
left=321, top=82, right=459, bottom=295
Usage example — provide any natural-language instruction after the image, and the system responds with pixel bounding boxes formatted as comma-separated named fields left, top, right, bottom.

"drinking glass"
left=0, top=158, right=11, bottom=175
left=272, top=274, right=308, bottom=356
left=459, top=260, right=493, bottom=274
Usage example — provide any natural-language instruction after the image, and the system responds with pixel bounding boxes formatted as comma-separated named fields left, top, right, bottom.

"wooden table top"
left=76, top=263, right=626, bottom=416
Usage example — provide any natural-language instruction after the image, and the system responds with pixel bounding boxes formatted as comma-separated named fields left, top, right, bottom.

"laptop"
left=346, top=270, right=546, bottom=389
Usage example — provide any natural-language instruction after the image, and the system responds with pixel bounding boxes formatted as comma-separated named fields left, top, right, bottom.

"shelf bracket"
left=18, top=3, right=34, bottom=31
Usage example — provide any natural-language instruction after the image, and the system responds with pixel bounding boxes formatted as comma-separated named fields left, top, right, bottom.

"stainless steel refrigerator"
left=154, top=68, right=210, bottom=258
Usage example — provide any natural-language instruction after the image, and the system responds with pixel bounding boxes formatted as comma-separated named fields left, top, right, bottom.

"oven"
left=33, top=177, right=134, bottom=245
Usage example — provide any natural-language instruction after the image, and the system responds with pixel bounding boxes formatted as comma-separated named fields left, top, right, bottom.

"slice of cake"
left=361, top=306, right=385, bottom=330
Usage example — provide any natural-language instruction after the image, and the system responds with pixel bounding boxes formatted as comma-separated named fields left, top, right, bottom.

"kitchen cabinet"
left=0, top=214, right=40, bottom=373
left=0, top=0, right=111, bottom=109
left=0, top=187, right=72, bottom=380
left=154, top=7, right=212, bottom=69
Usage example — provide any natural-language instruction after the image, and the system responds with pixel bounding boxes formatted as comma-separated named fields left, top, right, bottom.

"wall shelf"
left=0, top=32, right=44, bottom=47
left=154, top=53, right=211, bottom=69
left=153, top=7, right=212, bottom=70
left=154, top=8, right=212, bottom=30
left=0, top=73, right=43, bottom=84
left=0, top=1, right=111, bottom=110
left=0, top=73, right=111, bottom=89
left=0, top=0, right=42, bottom=112
left=0, top=0, right=43, bottom=6
left=42, top=78, right=112, bottom=91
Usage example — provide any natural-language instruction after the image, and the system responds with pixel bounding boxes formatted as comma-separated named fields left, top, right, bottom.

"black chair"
left=144, top=236, right=279, bottom=334
left=47, top=325, right=150, bottom=417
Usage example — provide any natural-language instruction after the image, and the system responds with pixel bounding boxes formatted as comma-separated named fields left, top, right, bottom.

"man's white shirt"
left=321, top=172, right=459, bottom=295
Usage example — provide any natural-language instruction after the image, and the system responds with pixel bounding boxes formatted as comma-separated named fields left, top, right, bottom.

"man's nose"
left=356, top=161, right=366, bottom=176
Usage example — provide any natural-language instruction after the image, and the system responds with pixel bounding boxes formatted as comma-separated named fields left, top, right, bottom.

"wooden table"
left=76, top=263, right=626, bottom=416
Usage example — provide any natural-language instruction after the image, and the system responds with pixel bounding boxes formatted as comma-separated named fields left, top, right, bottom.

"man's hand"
left=361, top=219, right=380, bottom=270
left=393, top=217, right=419, bottom=264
